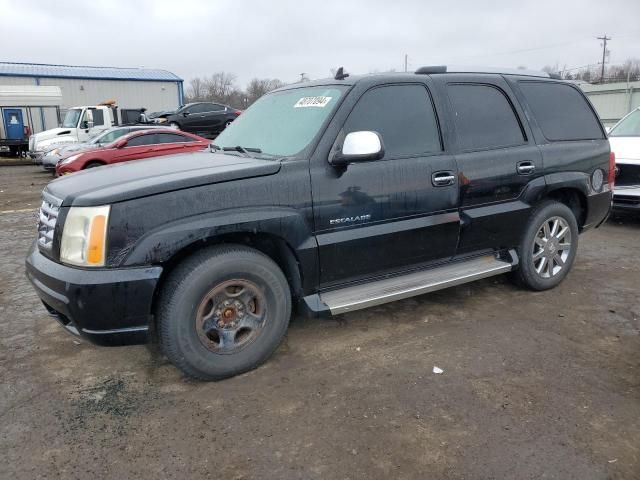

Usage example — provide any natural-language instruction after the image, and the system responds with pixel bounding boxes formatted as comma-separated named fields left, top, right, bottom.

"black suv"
left=164, top=102, right=241, bottom=137
left=26, top=67, right=612, bottom=380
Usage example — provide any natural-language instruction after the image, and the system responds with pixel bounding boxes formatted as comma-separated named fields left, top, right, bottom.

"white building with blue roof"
left=0, top=62, right=184, bottom=135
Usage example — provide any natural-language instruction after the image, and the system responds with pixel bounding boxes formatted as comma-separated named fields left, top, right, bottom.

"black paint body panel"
left=27, top=72, right=612, bottom=345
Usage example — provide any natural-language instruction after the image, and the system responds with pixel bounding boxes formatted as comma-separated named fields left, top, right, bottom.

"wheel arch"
left=82, top=159, right=106, bottom=169
left=540, top=186, right=588, bottom=230
left=157, top=231, right=304, bottom=299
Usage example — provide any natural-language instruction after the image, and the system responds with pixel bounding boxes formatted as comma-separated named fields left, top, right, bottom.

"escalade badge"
left=329, top=214, right=372, bottom=225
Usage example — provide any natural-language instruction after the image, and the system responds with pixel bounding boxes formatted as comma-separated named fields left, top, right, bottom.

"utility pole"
left=404, top=54, right=408, bottom=73
left=597, top=34, right=611, bottom=83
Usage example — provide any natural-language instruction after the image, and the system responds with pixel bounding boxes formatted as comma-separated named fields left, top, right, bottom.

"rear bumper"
left=612, top=186, right=640, bottom=212
left=25, top=242, right=162, bottom=346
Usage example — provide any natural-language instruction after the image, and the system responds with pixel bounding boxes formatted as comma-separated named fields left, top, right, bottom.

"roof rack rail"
left=415, top=65, right=551, bottom=78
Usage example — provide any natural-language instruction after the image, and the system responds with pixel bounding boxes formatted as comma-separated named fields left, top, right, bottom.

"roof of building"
left=0, top=62, right=182, bottom=82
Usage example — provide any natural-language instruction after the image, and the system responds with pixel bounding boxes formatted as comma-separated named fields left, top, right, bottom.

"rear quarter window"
left=518, top=81, right=603, bottom=141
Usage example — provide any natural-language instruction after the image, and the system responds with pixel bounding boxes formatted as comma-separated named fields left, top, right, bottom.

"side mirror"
left=182, top=111, right=190, bottom=117
left=81, top=121, right=89, bottom=129
left=331, top=131, right=384, bottom=166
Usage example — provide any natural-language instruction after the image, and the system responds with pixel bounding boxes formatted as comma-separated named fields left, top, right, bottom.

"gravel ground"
left=1, top=166, right=639, bottom=479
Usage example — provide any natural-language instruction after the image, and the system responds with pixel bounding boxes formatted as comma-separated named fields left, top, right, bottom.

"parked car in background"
left=149, top=109, right=176, bottom=122
left=28, top=103, right=148, bottom=161
left=609, top=107, right=640, bottom=212
left=42, top=125, right=166, bottom=172
left=55, top=129, right=209, bottom=175
left=161, top=102, right=241, bottom=137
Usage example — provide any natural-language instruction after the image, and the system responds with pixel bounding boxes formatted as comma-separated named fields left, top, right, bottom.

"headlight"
left=60, top=206, right=110, bottom=267
left=60, top=153, right=81, bottom=166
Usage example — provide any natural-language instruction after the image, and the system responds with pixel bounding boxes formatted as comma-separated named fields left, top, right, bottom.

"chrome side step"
left=319, top=254, right=516, bottom=315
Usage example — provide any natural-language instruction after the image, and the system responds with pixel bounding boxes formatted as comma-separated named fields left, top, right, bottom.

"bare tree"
left=245, top=78, right=286, bottom=105
left=187, top=77, right=205, bottom=102
left=204, top=72, right=239, bottom=104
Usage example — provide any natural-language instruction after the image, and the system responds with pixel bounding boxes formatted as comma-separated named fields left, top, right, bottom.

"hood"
left=609, top=136, right=640, bottom=162
left=31, top=128, right=78, bottom=150
left=46, top=151, right=281, bottom=207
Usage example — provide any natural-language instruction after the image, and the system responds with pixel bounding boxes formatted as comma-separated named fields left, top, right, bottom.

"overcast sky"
left=2, top=0, right=639, bottom=87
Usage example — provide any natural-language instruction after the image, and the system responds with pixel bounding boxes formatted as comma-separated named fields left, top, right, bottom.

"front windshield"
left=61, top=109, right=82, bottom=128
left=214, top=85, right=348, bottom=157
left=610, top=109, right=640, bottom=137
left=90, top=129, right=126, bottom=145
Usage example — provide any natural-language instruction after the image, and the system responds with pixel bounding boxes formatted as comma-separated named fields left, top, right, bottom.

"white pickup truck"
left=28, top=104, right=145, bottom=161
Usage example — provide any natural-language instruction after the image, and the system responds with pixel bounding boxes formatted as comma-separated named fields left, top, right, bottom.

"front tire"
left=83, top=161, right=104, bottom=169
left=169, top=122, right=180, bottom=130
left=512, top=200, right=579, bottom=291
left=158, top=245, right=291, bottom=380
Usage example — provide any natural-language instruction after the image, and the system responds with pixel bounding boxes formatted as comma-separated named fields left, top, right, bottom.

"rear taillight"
left=608, top=151, right=616, bottom=189
left=234, top=110, right=242, bottom=116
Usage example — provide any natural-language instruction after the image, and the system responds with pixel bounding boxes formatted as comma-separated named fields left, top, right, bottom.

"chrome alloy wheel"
left=532, top=216, right=572, bottom=279
left=195, top=279, right=267, bottom=354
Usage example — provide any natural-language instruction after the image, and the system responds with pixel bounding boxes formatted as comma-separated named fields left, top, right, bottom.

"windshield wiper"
left=210, top=144, right=262, bottom=158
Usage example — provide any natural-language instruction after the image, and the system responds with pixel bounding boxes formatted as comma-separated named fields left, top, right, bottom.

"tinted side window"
left=190, top=104, right=209, bottom=113
left=343, top=84, right=441, bottom=158
left=127, top=134, right=157, bottom=147
left=209, top=104, right=225, bottom=112
left=448, top=84, right=525, bottom=151
left=92, top=109, right=105, bottom=127
left=156, top=133, right=195, bottom=143
left=519, top=82, right=603, bottom=141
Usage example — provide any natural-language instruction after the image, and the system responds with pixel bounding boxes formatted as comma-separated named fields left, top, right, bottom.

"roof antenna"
left=334, top=67, right=349, bottom=80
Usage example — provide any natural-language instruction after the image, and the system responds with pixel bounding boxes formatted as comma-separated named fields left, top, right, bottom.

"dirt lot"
left=1, top=165, right=639, bottom=479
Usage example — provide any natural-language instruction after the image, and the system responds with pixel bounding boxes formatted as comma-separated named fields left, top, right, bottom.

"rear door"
left=203, top=104, right=227, bottom=134
left=310, top=81, right=460, bottom=287
left=153, top=132, right=200, bottom=156
left=434, top=74, right=544, bottom=254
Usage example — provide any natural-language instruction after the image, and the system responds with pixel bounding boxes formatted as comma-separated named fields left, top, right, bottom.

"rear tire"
left=157, top=245, right=291, bottom=380
left=512, top=200, right=579, bottom=291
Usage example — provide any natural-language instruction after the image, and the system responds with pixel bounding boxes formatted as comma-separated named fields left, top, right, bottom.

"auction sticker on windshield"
left=294, top=96, right=332, bottom=108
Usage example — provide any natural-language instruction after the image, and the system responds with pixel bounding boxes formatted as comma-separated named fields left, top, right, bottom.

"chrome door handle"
left=432, top=171, right=456, bottom=186
left=517, top=162, right=535, bottom=175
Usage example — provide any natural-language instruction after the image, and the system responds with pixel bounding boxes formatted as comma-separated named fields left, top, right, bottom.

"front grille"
left=615, top=163, right=640, bottom=187
left=37, top=193, right=61, bottom=250
left=613, top=194, right=640, bottom=206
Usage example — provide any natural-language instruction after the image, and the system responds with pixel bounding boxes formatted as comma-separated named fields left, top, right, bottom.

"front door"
left=3, top=109, right=24, bottom=140
left=310, top=82, right=460, bottom=287
left=77, top=108, right=108, bottom=142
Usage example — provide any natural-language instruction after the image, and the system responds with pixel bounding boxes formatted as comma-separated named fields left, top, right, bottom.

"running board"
left=318, top=253, right=516, bottom=315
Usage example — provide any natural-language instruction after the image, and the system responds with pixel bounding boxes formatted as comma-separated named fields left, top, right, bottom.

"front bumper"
left=612, top=186, right=640, bottom=212
left=25, top=242, right=162, bottom=346
left=41, top=154, right=61, bottom=171
left=29, top=151, right=44, bottom=163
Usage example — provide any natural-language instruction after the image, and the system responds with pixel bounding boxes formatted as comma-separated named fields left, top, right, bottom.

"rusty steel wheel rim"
left=195, top=279, right=267, bottom=354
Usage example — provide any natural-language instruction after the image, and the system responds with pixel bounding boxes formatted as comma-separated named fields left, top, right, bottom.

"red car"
left=55, top=129, right=209, bottom=175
